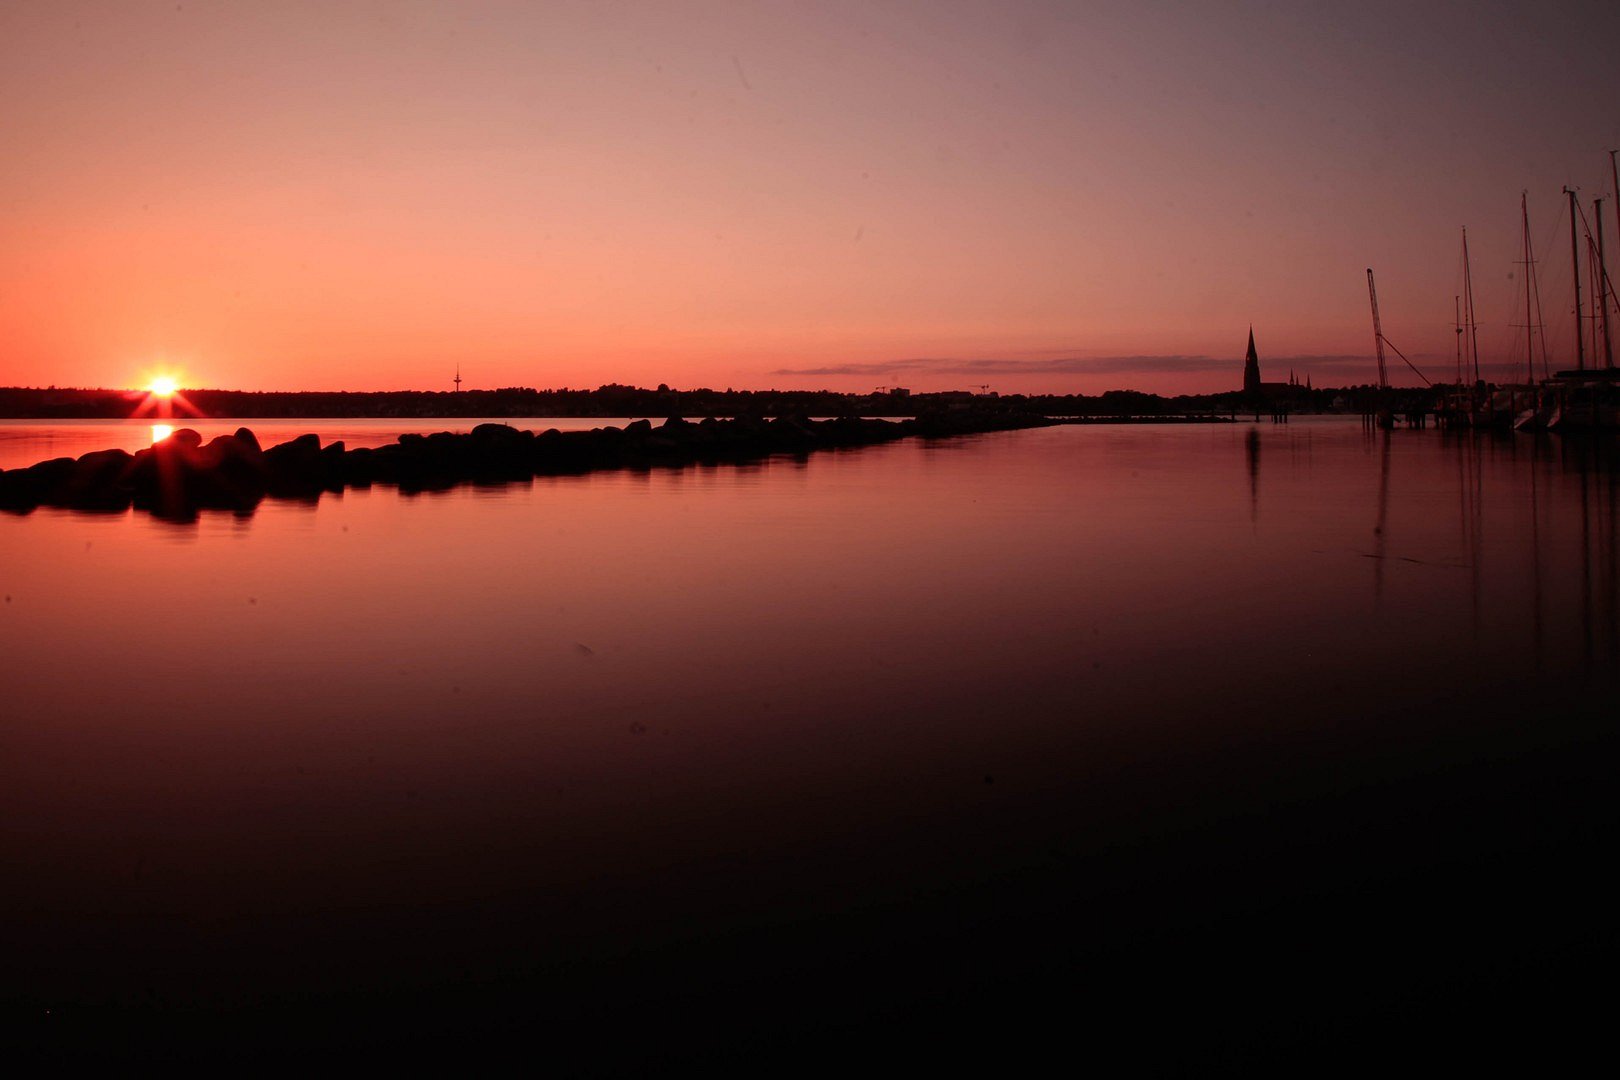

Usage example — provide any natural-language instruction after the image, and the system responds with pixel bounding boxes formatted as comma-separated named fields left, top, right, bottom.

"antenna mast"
left=455, top=362, right=463, bottom=393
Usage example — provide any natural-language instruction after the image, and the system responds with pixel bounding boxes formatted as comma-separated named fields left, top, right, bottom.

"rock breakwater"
left=0, top=412, right=1057, bottom=521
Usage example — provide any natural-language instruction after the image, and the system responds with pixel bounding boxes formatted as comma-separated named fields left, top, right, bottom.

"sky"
left=2, top=0, right=1618, bottom=395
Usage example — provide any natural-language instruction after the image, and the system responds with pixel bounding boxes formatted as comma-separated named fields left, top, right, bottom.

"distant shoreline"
left=0, top=383, right=1416, bottom=421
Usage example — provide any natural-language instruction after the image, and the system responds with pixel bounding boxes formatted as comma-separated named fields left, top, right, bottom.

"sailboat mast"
left=1598, top=198, right=1615, bottom=369
left=1523, top=193, right=1536, bottom=384
left=1567, top=187, right=1586, bottom=371
left=1529, top=201, right=1552, bottom=380
left=1463, top=227, right=1481, bottom=385
left=1612, top=149, right=1619, bottom=273
left=1455, top=294, right=1464, bottom=385
left=1592, top=234, right=1601, bottom=366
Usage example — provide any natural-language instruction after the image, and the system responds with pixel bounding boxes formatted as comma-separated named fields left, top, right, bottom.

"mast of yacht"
left=1612, top=150, right=1619, bottom=304
left=1517, top=191, right=1553, bottom=384
left=1598, top=198, right=1615, bottom=369
left=1462, top=227, right=1482, bottom=388
left=1567, top=187, right=1586, bottom=371
left=1589, top=227, right=1605, bottom=365
left=1522, top=194, right=1536, bottom=384
left=1612, top=150, right=1619, bottom=275
left=1455, top=295, right=1464, bottom=386
left=1530, top=199, right=1552, bottom=380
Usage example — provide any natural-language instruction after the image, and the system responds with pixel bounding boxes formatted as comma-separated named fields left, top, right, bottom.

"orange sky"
left=3, top=1, right=1618, bottom=395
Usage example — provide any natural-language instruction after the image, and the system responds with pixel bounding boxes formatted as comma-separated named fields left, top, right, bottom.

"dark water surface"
left=1, top=418, right=1613, bottom=1069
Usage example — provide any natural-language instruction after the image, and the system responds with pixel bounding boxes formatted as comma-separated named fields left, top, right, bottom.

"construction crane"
left=1367, top=269, right=1390, bottom=390
left=1365, top=268, right=1432, bottom=389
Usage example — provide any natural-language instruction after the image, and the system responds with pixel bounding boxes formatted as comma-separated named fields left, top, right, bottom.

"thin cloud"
left=772, top=354, right=1401, bottom=378
left=773, top=356, right=1227, bottom=377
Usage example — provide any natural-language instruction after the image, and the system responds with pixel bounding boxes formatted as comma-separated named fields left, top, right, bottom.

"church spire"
left=1242, top=326, right=1261, bottom=397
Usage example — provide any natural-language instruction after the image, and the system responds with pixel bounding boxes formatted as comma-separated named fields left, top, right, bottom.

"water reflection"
left=1372, top=428, right=1390, bottom=603
left=1245, top=427, right=1260, bottom=525
left=1, top=417, right=1615, bottom=1067
left=1529, top=437, right=1546, bottom=670
left=1308, top=421, right=1620, bottom=666
left=1560, top=434, right=1620, bottom=670
left=1444, top=431, right=1620, bottom=669
left=1456, top=429, right=1483, bottom=640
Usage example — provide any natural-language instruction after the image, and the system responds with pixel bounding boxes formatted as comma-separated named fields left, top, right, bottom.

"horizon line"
left=0, top=379, right=1488, bottom=398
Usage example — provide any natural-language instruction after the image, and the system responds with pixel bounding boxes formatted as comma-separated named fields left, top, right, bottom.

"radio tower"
left=454, top=362, right=463, bottom=394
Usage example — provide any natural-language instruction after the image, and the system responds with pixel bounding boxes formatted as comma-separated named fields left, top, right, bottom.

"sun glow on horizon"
left=133, top=371, right=196, bottom=423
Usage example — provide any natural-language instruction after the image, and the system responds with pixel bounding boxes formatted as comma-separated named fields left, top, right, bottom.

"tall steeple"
left=1242, top=326, right=1261, bottom=397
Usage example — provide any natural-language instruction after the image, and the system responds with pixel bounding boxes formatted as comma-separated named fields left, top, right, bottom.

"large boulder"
left=263, top=433, right=326, bottom=496
left=471, top=422, right=523, bottom=444
left=265, top=433, right=322, bottom=466
left=0, top=456, right=74, bottom=511
left=57, top=448, right=134, bottom=511
left=768, top=415, right=819, bottom=446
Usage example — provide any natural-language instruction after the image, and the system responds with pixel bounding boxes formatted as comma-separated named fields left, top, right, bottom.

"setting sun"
left=129, top=372, right=195, bottom=422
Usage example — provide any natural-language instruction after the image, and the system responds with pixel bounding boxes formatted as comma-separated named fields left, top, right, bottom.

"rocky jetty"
left=0, top=412, right=1057, bottom=521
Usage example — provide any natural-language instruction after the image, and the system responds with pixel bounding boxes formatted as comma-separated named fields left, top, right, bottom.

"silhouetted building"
left=1241, top=328, right=1308, bottom=403
left=1243, top=327, right=1262, bottom=397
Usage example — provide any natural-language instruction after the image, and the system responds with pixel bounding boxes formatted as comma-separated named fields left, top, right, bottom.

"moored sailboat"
left=1513, top=191, right=1556, bottom=430
left=1546, top=186, right=1620, bottom=431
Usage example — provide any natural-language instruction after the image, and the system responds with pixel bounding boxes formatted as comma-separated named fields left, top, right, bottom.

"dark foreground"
left=0, top=412, right=1052, bottom=520
left=5, top=678, right=1609, bottom=1072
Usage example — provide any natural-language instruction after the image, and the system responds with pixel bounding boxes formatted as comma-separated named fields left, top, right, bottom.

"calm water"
left=1, top=417, right=1613, bottom=1068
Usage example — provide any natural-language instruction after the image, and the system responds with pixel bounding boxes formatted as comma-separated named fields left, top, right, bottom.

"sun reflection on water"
left=151, top=424, right=174, bottom=443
